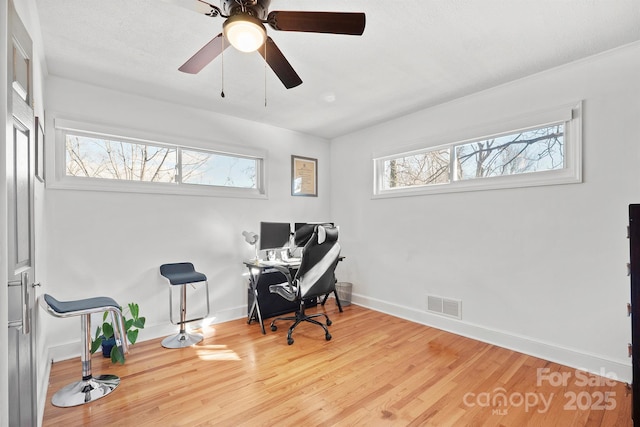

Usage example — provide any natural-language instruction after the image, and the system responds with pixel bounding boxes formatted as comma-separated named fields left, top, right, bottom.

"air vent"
left=427, top=295, right=462, bottom=319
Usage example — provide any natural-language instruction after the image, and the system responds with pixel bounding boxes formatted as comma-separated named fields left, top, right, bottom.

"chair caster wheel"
left=325, top=333, right=332, bottom=341
left=287, top=338, right=294, bottom=345
left=326, top=319, right=332, bottom=326
left=271, top=325, right=277, bottom=331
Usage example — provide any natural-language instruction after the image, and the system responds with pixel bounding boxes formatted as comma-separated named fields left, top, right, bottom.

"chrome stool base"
left=161, top=331, right=203, bottom=348
left=51, top=375, right=120, bottom=407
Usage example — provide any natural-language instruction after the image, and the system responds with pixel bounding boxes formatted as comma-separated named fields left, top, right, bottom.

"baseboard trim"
left=37, top=348, right=52, bottom=427
left=352, top=293, right=632, bottom=383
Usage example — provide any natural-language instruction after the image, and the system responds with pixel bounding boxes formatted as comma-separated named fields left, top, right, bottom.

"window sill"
left=372, top=168, right=581, bottom=199
left=48, top=175, right=268, bottom=199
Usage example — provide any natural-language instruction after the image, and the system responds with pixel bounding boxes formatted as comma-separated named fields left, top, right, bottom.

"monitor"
left=259, top=222, right=291, bottom=250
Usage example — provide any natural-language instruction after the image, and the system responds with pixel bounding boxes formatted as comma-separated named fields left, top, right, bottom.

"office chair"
left=269, top=224, right=341, bottom=345
left=292, top=223, right=344, bottom=312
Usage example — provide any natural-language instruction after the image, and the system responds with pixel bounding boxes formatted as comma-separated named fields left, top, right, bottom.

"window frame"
left=50, top=117, right=267, bottom=199
left=179, top=146, right=260, bottom=189
left=372, top=102, right=582, bottom=198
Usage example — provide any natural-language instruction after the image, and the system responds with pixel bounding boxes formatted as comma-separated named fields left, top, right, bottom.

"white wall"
left=331, top=42, right=640, bottom=382
left=42, top=76, right=332, bottom=359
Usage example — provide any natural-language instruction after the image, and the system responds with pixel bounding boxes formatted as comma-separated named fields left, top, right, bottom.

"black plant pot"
left=101, top=336, right=116, bottom=358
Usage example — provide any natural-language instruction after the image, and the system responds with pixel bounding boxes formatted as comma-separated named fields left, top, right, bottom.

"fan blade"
left=179, top=33, right=229, bottom=74
left=258, top=38, right=302, bottom=89
left=267, top=11, right=366, bottom=35
left=159, top=0, right=213, bottom=15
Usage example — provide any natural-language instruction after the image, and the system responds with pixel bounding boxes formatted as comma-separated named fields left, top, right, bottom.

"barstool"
left=159, top=262, right=210, bottom=348
left=40, top=294, right=128, bottom=407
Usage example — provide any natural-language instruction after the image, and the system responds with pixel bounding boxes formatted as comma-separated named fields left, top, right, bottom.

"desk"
left=243, top=260, right=317, bottom=334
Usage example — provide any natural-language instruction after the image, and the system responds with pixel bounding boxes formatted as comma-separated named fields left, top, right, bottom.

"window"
left=53, top=119, right=265, bottom=198
left=381, top=148, right=450, bottom=190
left=181, top=149, right=257, bottom=188
left=454, top=124, right=564, bottom=180
left=66, top=134, right=177, bottom=182
left=374, top=103, right=581, bottom=197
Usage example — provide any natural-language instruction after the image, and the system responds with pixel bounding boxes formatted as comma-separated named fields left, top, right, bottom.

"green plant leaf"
left=90, top=338, right=102, bottom=354
left=125, top=318, right=134, bottom=330
left=133, top=317, right=146, bottom=329
left=129, top=303, right=139, bottom=319
left=102, top=311, right=109, bottom=322
left=127, top=329, right=139, bottom=345
left=110, top=345, right=125, bottom=364
left=102, top=322, right=114, bottom=339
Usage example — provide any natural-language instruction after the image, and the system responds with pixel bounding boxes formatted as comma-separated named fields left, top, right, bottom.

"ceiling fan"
left=171, top=0, right=366, bottom=89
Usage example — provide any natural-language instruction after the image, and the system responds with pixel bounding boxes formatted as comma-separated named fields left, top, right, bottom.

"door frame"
left=1, top=0, right=11, bottom=425
left=4, top=0, right=39, bottom=425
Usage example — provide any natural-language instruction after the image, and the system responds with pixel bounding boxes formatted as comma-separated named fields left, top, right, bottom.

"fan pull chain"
left=220, top=36, right=225, bottom=98
left=264, top=41, right=267, bottom=107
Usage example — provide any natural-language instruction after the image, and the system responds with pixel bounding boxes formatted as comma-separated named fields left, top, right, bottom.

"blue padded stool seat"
left=44, top=294, right=120, bottom=314
left=159, top=262, right=210, bottom=348
left=40, top=293, right=128, bottom=407
left=160, top=269, right=207, bottom=286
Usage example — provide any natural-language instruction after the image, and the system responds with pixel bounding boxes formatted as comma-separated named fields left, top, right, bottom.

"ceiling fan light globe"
left=224, top=16, right=267, bottom=53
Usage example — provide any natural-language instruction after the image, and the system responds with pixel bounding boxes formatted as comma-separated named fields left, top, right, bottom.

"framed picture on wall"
left=291, top=155, right=317, bottom=197
left=35, top=116, right=45, bottom=183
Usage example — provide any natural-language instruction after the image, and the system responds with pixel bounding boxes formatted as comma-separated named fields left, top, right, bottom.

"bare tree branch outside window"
left=65, top=134, right=258, bottom=189
left=382, top=123, right=564, bottom=190
left=383, top=149, right=450, bottom=189
left=65, top=135, right=176, bottom=182
left=455, top=124, right=564, bottom=180
left=182, top=149, right=257, bottom=188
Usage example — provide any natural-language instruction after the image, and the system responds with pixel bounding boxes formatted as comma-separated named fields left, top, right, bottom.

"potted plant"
left=90, top=302, right=145, bottom=364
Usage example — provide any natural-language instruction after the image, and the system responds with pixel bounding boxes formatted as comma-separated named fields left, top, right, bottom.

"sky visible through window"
left=382, top=123, right=564, bottom=190
left=182, top=149, right=256, bottom=188
left=65, top=134, right=257, bottom=189
left=455, top=124, right=564, bottom=180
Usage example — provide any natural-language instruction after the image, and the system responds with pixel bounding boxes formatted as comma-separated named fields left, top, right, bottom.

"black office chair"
left=269, top=224, right=341, bottom=345
left=292, top=223, right=344, bottom=312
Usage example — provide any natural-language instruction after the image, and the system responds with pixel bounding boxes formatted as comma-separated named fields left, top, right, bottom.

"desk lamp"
left=242, top=231, right=260, bottom=261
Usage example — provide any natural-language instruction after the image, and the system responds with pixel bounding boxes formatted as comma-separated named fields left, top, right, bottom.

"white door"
left=7, top=1, right=38, bottom=425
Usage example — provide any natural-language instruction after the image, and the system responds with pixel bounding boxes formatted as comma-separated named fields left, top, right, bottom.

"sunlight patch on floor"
left=196, top=344, right=242, bottom=361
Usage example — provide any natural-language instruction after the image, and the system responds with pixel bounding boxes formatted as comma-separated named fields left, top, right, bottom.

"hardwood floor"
left=43, top=304, right=631, bottom=426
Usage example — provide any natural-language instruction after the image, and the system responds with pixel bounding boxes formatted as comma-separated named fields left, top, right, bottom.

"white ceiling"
left=34, top=0, right=640, bottom=139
